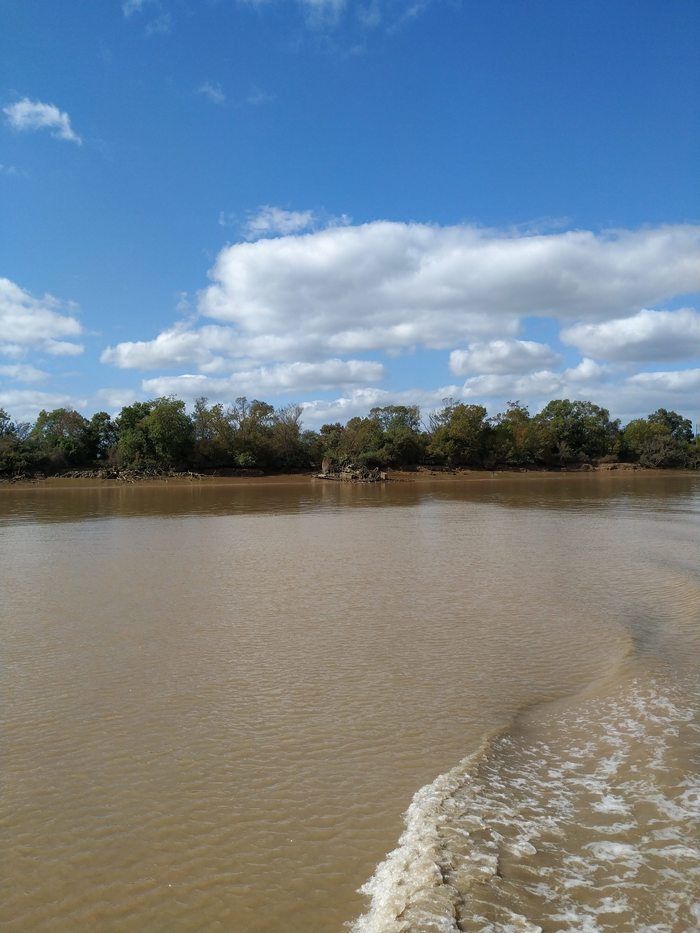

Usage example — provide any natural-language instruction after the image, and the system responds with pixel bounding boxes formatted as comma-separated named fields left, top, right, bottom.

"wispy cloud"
left=244, top=205, right=317, bottom=239
left=196, top=81, right=226, bottom=105
left=246, top=87, right=275, bottom=106
left=3, top=98, right=82, bottom=145
left=145, top=12, right=172, bottom=35
left=122, top=0, right=153, bottom=14
left=0, top=363, right=49, bottom=384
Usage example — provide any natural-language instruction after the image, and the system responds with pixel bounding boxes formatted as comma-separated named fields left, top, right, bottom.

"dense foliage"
left=0, top=397, right=697, bottom=476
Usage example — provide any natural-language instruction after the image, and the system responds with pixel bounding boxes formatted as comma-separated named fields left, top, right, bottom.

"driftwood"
left=315, top=462, right=389, bottom=483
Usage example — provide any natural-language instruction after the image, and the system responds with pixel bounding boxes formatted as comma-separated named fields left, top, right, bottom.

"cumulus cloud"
left=244, top=205, right=317, bottom=240
left=101, top=323, right=239, bottom=371
left=3, top=98, right=82, bottom=144
left=299, top=385, right=461, bottom=425
left=449, top=339, right=561, bottom=376
left=459, top=357, right=609, bottom=400
left=141, top=358, right=385, bottom=398
left=199, top=222, right=700, bottom=358
left=0, top=363, right=48, bottom=383
left=0, top=278, right=83, bottom=356
left=628, top=368, right=700, bottom=393
left=98, top=221, right=700, bottom=423
left=0, top=389, right=81, bottom=421
left=562, top=308, right=700, bottom=362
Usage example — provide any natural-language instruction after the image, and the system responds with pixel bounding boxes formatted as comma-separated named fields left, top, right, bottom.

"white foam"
left=351, top=676, right=700, bottom=932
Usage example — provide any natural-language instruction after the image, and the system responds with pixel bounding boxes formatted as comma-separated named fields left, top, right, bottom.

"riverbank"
left=1, top=464, right=696, bottom=491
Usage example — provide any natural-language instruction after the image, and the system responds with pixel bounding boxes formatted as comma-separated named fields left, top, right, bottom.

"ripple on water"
left=352, top=676, right=700, bottom=932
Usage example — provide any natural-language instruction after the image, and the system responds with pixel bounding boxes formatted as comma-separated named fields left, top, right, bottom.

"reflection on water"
left=1, top=473, right=699, bottom=931
left=1, top=471, right=699, bottom=523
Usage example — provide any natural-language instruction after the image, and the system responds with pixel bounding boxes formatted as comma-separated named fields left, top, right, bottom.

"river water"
left=1, top=473, right=698, bottom=932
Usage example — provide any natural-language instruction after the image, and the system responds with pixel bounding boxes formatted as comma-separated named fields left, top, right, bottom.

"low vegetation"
left=0, top=397, right=698, bottom=477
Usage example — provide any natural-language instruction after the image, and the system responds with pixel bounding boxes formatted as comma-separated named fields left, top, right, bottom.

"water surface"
left=2, top=473, right=698, bottom=931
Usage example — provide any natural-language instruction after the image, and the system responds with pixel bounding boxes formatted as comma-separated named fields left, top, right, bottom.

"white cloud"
left=44, top=340, right=85, bottom=357
left=122, top=0, right=152, bottom=14
left=0, top=363, right=48, bottom=383
left=300, top=0, right=346, bottom=27
left=246, top=87, right=275, bottom=106
left=450, top=339, right=560, bottom=376
left=141, top=358, right=385, bottom=398
left=561, top=308, right=700, bottom=363
left=199, top=222, right=700, bottom=359
left=145, top=12, right=172, bottom=34
left=628, top=368, right=700, bottom=393
left=563, top=357, right=607, bottom=382
left=244, top=205, right=317, bottom=240
left=3, top=98, right=82, bottom=144
left=0, top=389, right=81, bottom=422
left=0, top=278, right=83, bottom=356
left=98, top=221, right=700, bottom=426
left=459, top=357, right=609, bottom=401
left=197, top=81, right=226, bottom=104
left=299, top=385, right=461, bottom=425
left=101, top=323, right=239, bottom=370
left=95, top=387, right=143, bottom=412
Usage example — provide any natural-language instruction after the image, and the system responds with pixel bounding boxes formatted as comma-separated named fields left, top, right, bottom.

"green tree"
left=648, top=408, right=693, bottom=444
left=115, top=398, right=193, bottom=467
left=533, top=399, right=619, bottom=464
left=369, top=405, right=424, bottom=466
left=338, top=415, right=384, bottom=466
left=115, top=401, right=157, bottom=466
left=229, top=397, right=275, bottom=467
left=142, top=397, right=194, bottom=466
left=427, top=401, right=489, bottom=466
left=192, top=397, right=235, bottom=466
left=623, top=416, right=689, bottom=467
left=486, top=401, right=533, bottom=467
left=88, top=412, right=118, bottom=461
left=31, top=408, right=93, bottom=467
left=270, top=404, right=308, bottom=470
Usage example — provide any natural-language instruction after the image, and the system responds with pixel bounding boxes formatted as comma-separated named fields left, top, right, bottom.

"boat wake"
left=351, top=672, right=700, bottom=932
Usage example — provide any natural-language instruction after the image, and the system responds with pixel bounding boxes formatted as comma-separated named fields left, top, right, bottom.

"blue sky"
left=1, top=0, right=699, bottom=425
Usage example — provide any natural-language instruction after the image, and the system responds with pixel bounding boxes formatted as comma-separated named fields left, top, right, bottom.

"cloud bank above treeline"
left=2, top=221, right=699, bottom=423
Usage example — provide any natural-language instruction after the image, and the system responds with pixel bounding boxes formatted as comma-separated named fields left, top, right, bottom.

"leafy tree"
left=270, top=404, right=307, bottom=470
left=0, top=408, right=14, bottom=438
left=142, top=397, right=193, bottom=466
left=115, top=398, right=193, bottom=467
left=338, top=415, right=384, bottom=466
left=427, top=401, right=489, bottom=466
left=623, top=416, right=689, bottom=467
left=648, top=408, right=693, bottom=444
left=486, top=401, right=533, bottom=467
left=229, top=397, right=275, bottom=467
left=369, top=405, right=424, bottom=466
left=31, top=408, right=93, bottom=467
left=191, top=397, right=235, bottom=466
left=88, top=412, right=118, bottom=461
left=533, top=399, right=619, bottom=464
left=115, top=401, right=156, bottom=466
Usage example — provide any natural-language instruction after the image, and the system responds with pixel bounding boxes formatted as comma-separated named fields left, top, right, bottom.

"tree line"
left=0, top=396, right=698, bottom=476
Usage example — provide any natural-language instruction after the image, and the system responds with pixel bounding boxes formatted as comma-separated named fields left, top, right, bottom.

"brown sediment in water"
left=1, top=473, right=699, bottom=931
left=1, top=465, right=696, bottom=491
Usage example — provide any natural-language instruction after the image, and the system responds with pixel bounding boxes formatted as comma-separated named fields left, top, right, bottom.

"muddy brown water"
left=1, top=473, right=698, bottom=931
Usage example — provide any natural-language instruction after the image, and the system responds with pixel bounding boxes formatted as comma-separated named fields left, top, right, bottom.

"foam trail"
left=351, top=675, right=700, bottom=932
